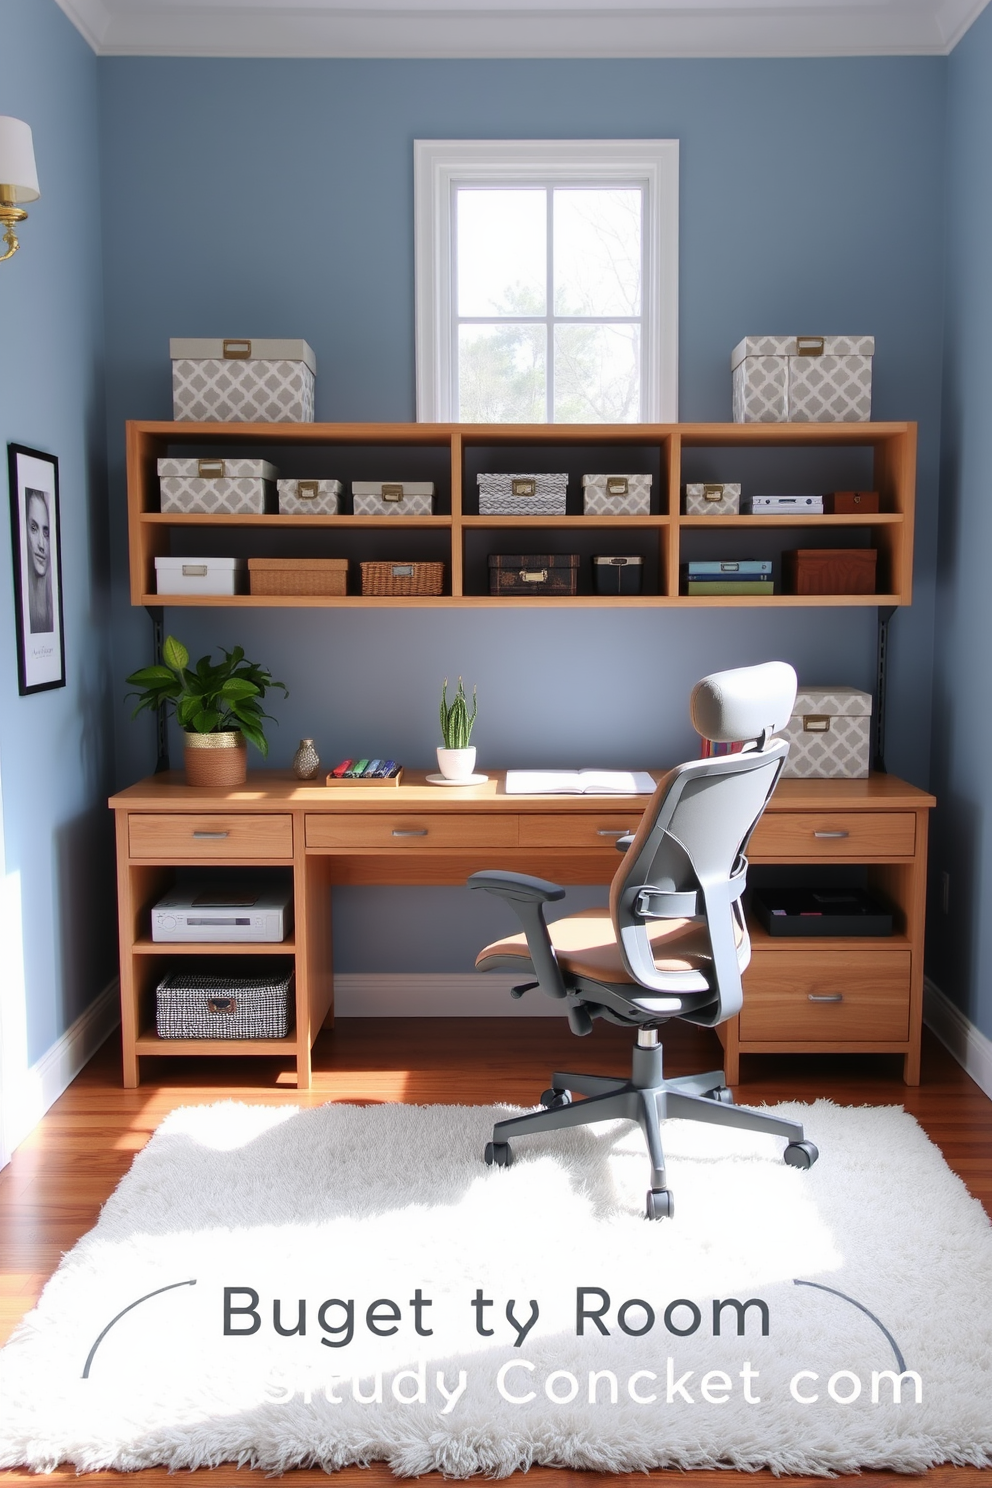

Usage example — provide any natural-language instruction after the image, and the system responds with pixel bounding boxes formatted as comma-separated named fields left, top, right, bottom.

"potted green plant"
left=126, top=635, right=287, bottom=788
left=437, top=676, right=478, bottom=782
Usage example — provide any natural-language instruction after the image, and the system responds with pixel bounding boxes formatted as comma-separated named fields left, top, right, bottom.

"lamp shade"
left=0, top=117, right=40, bottom=203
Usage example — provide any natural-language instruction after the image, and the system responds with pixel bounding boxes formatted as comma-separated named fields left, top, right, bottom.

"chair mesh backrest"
left=608, top=741, right=789, bottom=1007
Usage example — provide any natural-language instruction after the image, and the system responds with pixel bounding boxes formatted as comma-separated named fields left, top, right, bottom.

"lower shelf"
left=134, top=1028, right=298, bottom=1056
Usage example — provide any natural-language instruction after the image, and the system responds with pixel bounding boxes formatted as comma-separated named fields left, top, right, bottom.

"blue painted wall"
left=97, top=55, right=946, bottom=974
left=0, top=0, right=117, bottom=1062
left=929, top=4, right=992, bottom=1039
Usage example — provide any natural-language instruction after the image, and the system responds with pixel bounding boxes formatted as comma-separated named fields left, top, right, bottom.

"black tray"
left=751, top=886, right=893, bottom=937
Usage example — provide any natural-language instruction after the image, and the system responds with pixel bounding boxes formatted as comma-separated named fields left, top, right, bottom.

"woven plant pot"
left=183, top=730, right=247, bottom=788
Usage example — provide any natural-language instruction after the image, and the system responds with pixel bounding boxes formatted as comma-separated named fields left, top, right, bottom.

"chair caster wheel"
left=645, top=1188, right=673, bottom=1220
left=705, top=1086, right=734, bottom=1104
left=784, top=1140, right=819, bottom=1169
left=540, top=1088, right=572, bottom=1110
left=485, top=1141, right=513, bottom=1168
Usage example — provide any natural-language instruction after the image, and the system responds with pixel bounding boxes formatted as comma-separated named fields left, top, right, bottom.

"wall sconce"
left=0, top=116, right=40, bottom=263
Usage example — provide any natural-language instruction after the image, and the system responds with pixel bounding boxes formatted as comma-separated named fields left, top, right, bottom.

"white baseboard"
left=923, top=976, right=992, bottom=1102
left=333, top=973, right=559, bottom=1018
left=0, top=979, right=120, bottom=1167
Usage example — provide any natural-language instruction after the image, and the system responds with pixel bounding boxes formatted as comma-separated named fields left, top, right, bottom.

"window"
left=414, top=140, right=679, bottom=424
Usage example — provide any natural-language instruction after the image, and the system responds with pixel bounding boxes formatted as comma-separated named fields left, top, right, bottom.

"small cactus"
left=440, top=677, right=478, bottom=749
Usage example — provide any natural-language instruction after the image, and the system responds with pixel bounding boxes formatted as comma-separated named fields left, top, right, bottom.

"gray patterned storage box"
left=732, top=336, right=874, bottom=424
left=352, top=481, right=434, bottom=516
left=582, top=474, right=652, bottom=516
left=684, top=483, right=741, bottom=515
left=158, top=457, right=278, bottom=515
left=278, top=479, right=341, bottom=515
left=478, top=473, right=567, bottom=516
left=780, top=686, right=872, bottom=779
left=155, top=967, right=295, bottom=1039
left=170, top=338, right=316, bottom=423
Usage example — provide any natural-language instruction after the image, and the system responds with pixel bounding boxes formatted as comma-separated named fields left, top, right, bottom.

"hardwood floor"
left=1, top=1017, right=990, bottom=1487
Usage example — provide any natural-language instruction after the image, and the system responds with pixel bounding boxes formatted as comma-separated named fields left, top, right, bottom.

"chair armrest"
left=467, top=870, right=568, bottom=999
left=467, top=870, right=566, bottom=904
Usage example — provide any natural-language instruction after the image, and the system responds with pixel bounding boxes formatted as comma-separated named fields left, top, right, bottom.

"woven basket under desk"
left=360, top=561, right=445, bottom=596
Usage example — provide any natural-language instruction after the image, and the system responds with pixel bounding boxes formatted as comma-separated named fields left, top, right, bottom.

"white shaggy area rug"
left=2, top=1098, right=992, bottom=1477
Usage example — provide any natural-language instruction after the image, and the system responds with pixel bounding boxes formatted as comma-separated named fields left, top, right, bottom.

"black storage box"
left=751, top=886, right=893, bottom=937
left=593, top=555, right=643, bottom=595
left=488, top=553, right=579, bottom=596
left=155, top=964, right=295, bottom=1039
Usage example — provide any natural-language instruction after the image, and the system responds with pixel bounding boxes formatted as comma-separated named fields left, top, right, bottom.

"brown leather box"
left=823, top=490, right=880, bottom=514
left=784, top=548, right=877, bottom=595
left=488, top=553, right=579, bottom=596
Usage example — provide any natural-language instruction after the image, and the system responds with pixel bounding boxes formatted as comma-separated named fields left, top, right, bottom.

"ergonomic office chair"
left=469, top=660, right=819, bottom=1220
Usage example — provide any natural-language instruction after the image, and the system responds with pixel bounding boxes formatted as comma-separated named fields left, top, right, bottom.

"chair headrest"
left=690, top=661, right=798, bottom=743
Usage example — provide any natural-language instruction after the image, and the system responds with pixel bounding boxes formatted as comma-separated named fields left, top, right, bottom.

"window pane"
left=554, top=323, right=640, bottom=423
left=458, top=323, right=546, bottom=423
left=456, top=189, right=547, bottom=317
left=553, top=190, right=642, bottom=318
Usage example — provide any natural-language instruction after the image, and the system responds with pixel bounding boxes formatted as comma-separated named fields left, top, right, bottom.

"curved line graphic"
left=793, top=1278, right=906, bottom=1373
left=82, top=1279, right=197, bottom=1379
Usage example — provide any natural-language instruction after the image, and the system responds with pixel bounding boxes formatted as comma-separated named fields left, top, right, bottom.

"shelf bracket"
left=144, top=605, right=169, bottom=774
left=873, top=604, right=897, bottom=774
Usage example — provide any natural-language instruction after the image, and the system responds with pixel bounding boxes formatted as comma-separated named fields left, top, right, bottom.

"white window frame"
left=414, top=139, right=679, bottom=424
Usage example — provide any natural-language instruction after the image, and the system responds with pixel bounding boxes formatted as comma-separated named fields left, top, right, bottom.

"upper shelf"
left=125, top=419, right=917, bottom=609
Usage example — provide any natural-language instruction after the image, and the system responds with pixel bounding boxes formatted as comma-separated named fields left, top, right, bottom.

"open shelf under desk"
left=131, top=936, right=296, bottom=954
left=133, top=1028, right=298, bottom=1056
left=746, top=924, right=911, bottom=953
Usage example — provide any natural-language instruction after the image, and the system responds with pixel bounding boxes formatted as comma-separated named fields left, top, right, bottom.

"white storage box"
left=732, top=336, right=874, bottom=424
left=477, top=473, right=567, bottom=516
left=582, top=474, right=652, bottom=516
left=684, top=482, right=741, bottom=515
left=170, top=338, right=316, bottom=423
left=780, top=686, right=872, bottom=778
left=154, top=556, right=248, bottom=596
left=277, top=478, right=341, bottom=515
left=352, top=481, right=434, bottom=516
left=158, top=457, right=278, bottom=515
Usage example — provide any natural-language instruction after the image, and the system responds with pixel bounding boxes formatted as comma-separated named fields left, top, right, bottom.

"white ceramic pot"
left=436, top=746, right=477, bottom=781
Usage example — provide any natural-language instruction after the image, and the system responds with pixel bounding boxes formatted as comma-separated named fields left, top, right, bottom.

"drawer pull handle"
left=392, top=828, right=428, bottom=837
left=813, top=830, right=849, bottom=839
left=808, top=993, right=844, bottom=1003
left=192, top=830, right=230, bottom=839
left=597, top=829, right=628, bottom=837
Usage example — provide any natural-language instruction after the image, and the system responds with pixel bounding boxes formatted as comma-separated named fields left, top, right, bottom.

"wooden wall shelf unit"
left=126, top=420, right=916, bottom=608
left=109, top=771, right=933, bottom=1091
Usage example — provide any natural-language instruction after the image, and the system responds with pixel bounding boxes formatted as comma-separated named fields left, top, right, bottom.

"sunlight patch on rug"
left=1, top=1098, right=991, bottom=1476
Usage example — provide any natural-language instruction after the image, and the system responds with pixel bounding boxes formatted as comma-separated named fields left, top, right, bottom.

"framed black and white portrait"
left=7, top=444, right=66, bottom=695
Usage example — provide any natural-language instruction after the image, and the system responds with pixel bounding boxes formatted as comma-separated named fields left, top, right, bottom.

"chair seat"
left=476, top=906, right=743, bottom=984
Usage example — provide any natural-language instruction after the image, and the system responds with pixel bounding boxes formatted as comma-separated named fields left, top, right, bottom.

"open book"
left=504, top=769, right=657, bottom=796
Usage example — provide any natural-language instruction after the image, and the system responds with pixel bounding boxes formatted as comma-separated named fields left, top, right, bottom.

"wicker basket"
left=360, top=561, right=444, bottom=596
left=248, top=558, right=348, bottom=596
left=155, top=966, right=295, bottom=1039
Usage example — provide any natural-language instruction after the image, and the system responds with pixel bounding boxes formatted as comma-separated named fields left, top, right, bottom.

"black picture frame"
left=7, top=444, right=66, bottom=695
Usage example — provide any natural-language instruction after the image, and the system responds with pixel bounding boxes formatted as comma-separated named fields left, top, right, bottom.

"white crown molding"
left=48, top=0, right=992, bottom=59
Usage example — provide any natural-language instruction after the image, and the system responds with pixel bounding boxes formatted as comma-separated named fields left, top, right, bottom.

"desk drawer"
left=128, top=813, right=294, bottom=860
left=305, top=814, right=518, bottom=850
left=740, top=949, right=910, bottom=1042
left=518, top=814, right=643, bottom=849
left=750, top=811, right=916, bottom=859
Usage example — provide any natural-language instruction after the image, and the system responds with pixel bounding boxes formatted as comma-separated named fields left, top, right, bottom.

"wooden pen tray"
left=324, top=768, right=405, bottom=788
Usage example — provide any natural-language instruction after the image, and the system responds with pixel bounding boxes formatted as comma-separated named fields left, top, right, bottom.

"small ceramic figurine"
left=292, top=738, right=320, bottom=780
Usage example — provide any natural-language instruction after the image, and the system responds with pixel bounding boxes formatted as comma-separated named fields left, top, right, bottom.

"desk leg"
left=295, top=849, right=334, bottom=1089
left=719, top=1018, right=741, bottom=1088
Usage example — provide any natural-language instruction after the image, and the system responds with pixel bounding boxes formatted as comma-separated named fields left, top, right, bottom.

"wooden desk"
left=109, top=770, right=934, bottom=1091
